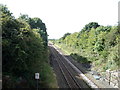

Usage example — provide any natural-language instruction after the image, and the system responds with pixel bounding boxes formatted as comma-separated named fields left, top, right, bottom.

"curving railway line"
left=49, top=44, right=91, bottom=89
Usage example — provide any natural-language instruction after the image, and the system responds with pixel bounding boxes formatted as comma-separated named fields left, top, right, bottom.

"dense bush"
left=54, top=22, right=119, bottom=71
left=1, top=4, right=57, bottom=88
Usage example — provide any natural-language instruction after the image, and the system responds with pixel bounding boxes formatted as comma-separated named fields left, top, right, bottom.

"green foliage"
left=96, top=26, right=111, bottom=34
left=55, top=21, right=119, bottom=71
left=0, top=4, right=12, bottom=16
left=2, top=4, right=57, bottom=88
left=60, top=32, right=71, bottom=40
left=82, top=22, right=100, bottom=32
left=94, top=39, right=105, bottom=52
left=19, top=14, right=48, bottom=46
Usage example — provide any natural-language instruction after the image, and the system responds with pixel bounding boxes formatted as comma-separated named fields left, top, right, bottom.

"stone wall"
left=104, top=70, right=119, bottom=88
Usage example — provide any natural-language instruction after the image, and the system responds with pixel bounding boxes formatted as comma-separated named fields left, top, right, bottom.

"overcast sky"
left=0, top=0, right=119, bottom=39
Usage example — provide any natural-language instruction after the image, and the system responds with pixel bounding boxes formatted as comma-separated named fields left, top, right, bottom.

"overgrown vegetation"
left=53, top=22, right=119, bottom=72
left=1, top=4, right=57, bottom=88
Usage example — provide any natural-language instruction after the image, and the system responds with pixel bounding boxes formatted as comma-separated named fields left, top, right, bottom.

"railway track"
left=49, top=45, right=90, bottom=88
left=51, top=46, right=81, bottom=88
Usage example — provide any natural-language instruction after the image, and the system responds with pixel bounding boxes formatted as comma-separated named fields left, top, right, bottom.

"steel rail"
left=51, top=46, right=82, bottom=88
left=49, top=46, right=71, bottom=88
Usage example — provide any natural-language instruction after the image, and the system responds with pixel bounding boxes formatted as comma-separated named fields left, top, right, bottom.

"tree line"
left=54, top=22, right=119, bottom=72
left=1, top=4, right=57, bottom=88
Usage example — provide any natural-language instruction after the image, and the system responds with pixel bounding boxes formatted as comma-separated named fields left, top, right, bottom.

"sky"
left=0, top=0, right=119, bottom=39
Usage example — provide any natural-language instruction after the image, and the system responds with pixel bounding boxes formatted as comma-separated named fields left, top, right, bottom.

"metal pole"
left=37, top=79, right=38, bottom=90
left=109, top=71, right=111, bottom=85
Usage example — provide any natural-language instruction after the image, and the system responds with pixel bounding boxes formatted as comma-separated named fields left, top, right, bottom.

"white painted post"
left=35, top=73, right=39, bottom=90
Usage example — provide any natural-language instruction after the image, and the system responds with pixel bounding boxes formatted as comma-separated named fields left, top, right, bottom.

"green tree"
left=61, top=33, right=71, bottom=40
left=82, top=22, right=100, bottom=32
left=19, top=14, right=48, bottom=46
left=2, top=4, right=57, bottom=88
